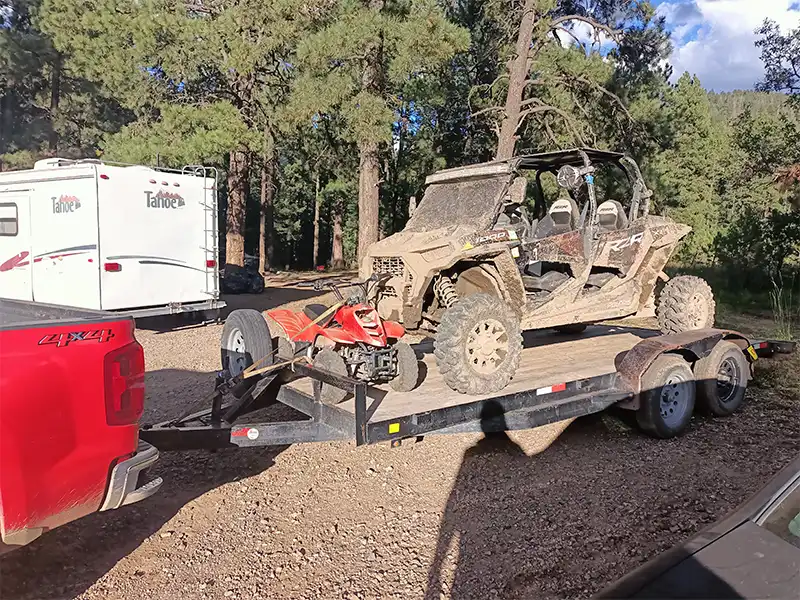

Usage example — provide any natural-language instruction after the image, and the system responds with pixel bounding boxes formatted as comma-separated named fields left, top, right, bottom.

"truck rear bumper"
left=100, top=440, right=162, bottom=511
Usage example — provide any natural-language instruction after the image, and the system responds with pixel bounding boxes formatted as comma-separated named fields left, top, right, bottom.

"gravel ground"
left=1, top=287, right=798, bottom=600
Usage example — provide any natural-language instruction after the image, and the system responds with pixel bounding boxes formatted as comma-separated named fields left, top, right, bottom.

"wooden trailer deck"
left=287, top=325, right=660, bottom=422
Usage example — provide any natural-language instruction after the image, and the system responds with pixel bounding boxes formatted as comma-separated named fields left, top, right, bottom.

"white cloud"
left=658, top=0, right=800, bottom=91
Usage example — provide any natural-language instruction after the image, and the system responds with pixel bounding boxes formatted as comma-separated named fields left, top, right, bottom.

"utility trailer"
left=139, top=311, right=796, bottom=451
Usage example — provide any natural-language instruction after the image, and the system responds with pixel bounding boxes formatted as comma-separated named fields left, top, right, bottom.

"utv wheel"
left=221, top=309, right=273, bottom=398
left=389, top=341, right=420, bottom=392
left=657, top=275, right=715, bottom=334
left=434, top=293, right=523, bottom=395
left=313, top=348, right=348, bottom=405
left=636, top=354, right=696, bottom=439
left=694, top=341, right=748, bottom=416
left=554, top=324, right=587, bottom=335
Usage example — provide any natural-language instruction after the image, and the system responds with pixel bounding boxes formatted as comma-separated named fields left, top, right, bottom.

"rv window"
left=0, top=203, right=18, bottom=236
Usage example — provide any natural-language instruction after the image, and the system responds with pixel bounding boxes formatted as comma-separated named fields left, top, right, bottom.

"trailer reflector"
left=536, top=382, right=567, bottom=396
left=104, top=262, right=121, bottom=272
left=388, top=422, right=400, bottom=434
left=206, top=259, right=216, bottom=268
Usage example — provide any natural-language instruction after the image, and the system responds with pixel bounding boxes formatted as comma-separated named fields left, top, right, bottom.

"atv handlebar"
left=313, top=273, right=391, bottom=305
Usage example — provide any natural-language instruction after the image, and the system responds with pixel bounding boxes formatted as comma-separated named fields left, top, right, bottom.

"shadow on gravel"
left=424, top=402, right=747, bottom=600
left=0, top=369, right=286, bottom=600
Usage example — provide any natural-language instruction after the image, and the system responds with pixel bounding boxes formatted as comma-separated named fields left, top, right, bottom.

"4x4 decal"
left=38, top=329, right=115, bottom=347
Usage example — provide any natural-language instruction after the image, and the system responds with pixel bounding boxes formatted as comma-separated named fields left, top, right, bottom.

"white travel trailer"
left=0, top=158, right=224, bottom=317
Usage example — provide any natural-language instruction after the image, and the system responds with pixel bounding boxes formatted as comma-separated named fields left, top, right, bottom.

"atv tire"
left=694, top=341, right=748, bottom=416
left=313, top=348, right=348, bottom=405
left=636, top=354, right=696, bottom=439
left=389, top=341, right=419, bottom=392
left=657, top=275, right=715, bottom=334
left=434, top=293, right=523, bottom=395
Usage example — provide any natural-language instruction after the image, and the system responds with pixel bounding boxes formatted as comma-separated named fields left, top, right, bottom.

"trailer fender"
left=614, top=329, right=752, bottom=410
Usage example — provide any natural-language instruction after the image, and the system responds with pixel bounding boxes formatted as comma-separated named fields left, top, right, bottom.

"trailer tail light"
left=206, top=259, right=216, bottom=268
left=104, top=262, right=121, bottom=272
left=104, top=342, right=145, bottom=426
left=100, top=174, right=109, bottom=180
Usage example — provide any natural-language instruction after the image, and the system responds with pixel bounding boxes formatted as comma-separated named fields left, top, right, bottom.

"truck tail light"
left=104, top=342, right=145, bottom=426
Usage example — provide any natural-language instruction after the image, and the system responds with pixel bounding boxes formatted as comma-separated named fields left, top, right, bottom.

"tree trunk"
left=331, top=203, right=345, bottom=270
left=496, top=0, right=537, bottom=160
left=356, top=0, right=385, bottom=265
left=259, top=151, right=275, bottom=273
left=226, top=149, right=250, bottom=268
left=313, top=171, right=321, bottom=268
left=48, top=55, right=62, bottom=154
left=358, top=140, right=381, bottom=263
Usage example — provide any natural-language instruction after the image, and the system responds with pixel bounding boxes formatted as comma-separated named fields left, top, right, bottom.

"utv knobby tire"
left=434, top=293, right=522, bottom=395
left=657, top=275, right=715, bottom=334
left=636, top=354, right=696, bottom=439
left=312, top=348, right=348, bottom=405
left=389, top=341, right=420, bottom=392
left=694, top=341, right=748, bottom=416
left=221, top=309, right=273, bottom=398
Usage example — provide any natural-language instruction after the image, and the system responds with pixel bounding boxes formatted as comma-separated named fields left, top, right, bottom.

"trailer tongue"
left=139, top=312, right=795, bottom=452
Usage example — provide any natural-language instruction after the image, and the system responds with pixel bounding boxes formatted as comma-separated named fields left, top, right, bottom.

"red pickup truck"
left=0, top=298, right=161, bottom=553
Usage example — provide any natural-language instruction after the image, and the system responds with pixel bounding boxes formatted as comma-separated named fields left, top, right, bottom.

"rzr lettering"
left=608, top=232, right=644, bottom=252
left=38, top=329, right=115, bottom=347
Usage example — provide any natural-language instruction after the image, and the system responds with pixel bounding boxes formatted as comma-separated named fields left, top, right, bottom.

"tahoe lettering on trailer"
left=146, top=189, right=185, bottom=209
left=52, top=195, right=81, bottom=213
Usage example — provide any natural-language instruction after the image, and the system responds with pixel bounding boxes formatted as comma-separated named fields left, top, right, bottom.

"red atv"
left=267, top=275, right=419, bottom=404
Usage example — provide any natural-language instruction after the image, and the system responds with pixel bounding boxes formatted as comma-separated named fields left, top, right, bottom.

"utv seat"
left=597, top=200, right=628, bottom=231
left=533, top=196, right=579, bottom=238
left=304, top=304, right=335, bottom=327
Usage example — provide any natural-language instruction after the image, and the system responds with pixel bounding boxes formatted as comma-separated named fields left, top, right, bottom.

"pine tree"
left=289, top=0, right=469, bottom=264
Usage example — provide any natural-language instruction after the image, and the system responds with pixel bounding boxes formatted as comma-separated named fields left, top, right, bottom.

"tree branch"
left=470, top=105, right=505, bottom=118
left=515, top=104, right=584, bottom=144
left=549, top=14, right=620, bottom=42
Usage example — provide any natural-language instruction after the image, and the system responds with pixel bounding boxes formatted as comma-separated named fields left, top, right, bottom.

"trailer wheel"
left=221, top=310, right=273, bottom=376
left=390, top=341, right=419, bottom=392
left=636, top=354, right=696, bottom=439
left=313, top=349, right=348, bottom=405
left=694, top=341, right=748, bottom=416
left=434, top=293, right=522, bottom=395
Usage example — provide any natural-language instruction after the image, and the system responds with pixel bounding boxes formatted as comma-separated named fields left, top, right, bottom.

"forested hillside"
left=2, top=0, right=798, bottom=297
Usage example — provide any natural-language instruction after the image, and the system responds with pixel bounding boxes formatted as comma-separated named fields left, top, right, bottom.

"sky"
left=654, top=0, right=800, bottom=92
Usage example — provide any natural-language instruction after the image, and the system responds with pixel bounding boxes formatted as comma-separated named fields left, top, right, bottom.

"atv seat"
left=533, top=196, right=579, bottom=238
left=597, top=200, right=628, bottom=231
left=304, top=304, right=335, bottom=327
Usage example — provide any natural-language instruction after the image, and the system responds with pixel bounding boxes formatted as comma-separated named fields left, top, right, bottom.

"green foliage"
left=103, top=103, right=257, bottom=167
left=289, top=0, right=469, bottom=146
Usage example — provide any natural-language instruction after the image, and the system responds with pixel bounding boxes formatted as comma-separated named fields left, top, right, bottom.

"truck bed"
left=288, top=325, right=660, bottom=422
left=0, top=298, right=112, bottom=328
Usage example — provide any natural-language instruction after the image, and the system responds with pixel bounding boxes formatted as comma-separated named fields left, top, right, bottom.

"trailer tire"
left=657, top=275, right=715, bottom=334
left=694, top=341, right=748, bottom=416
left=636, top=354, right=696, bottom=439
left=434, top=293, right=522, bottom=395
left=390, top=341, right=419, bottom=392
left=221, top=310, right=273, bottom=398
left=313, top=349, right=348, bottom=405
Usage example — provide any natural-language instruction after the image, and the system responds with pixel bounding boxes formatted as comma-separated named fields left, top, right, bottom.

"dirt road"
left=2, top=287, right=797, bottom=600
